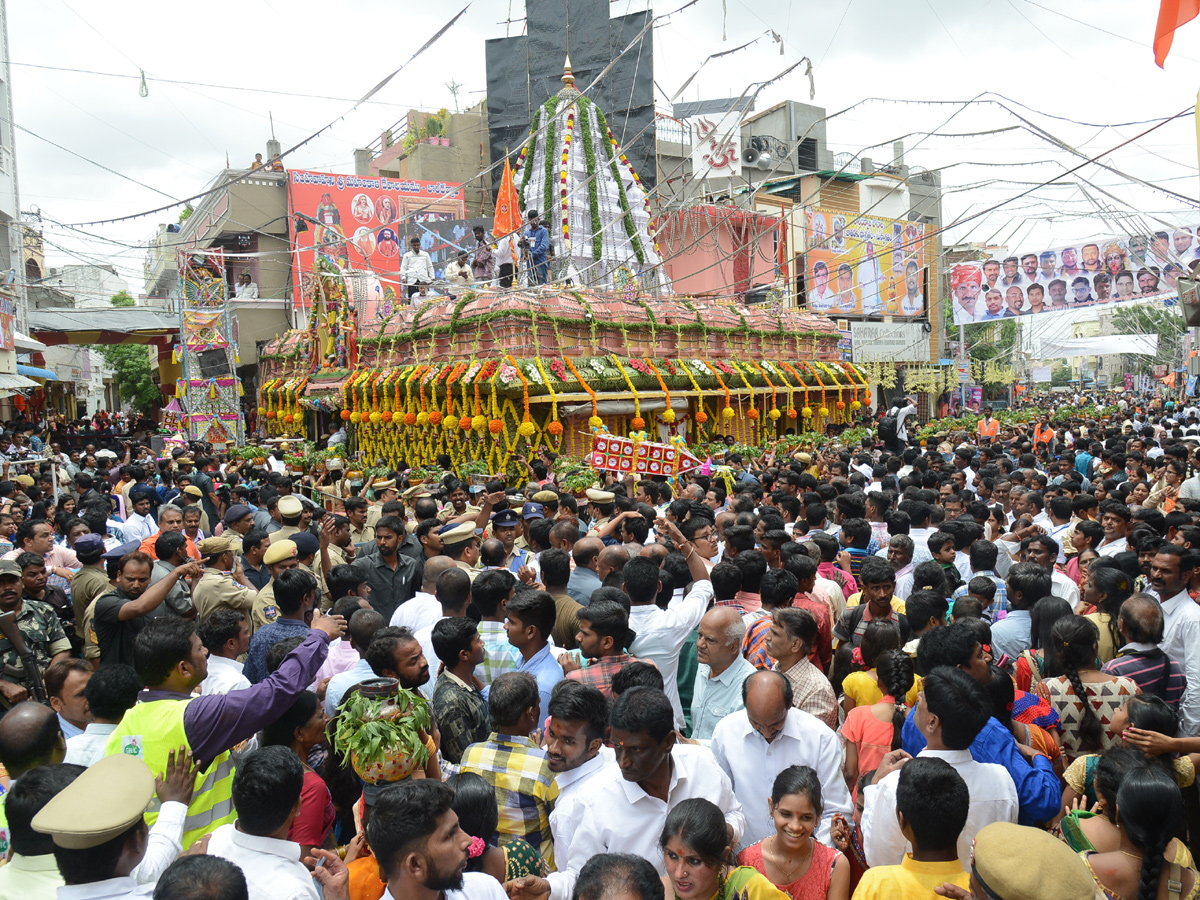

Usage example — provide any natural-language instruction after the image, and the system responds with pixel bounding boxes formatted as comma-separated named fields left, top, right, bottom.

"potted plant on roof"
left=332, top=678, right=432, bottom=784
left=424, top=115, right=442, bottom=145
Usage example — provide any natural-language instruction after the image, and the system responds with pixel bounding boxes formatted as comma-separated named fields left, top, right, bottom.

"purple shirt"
left=140, top=629, right=330, bottom=766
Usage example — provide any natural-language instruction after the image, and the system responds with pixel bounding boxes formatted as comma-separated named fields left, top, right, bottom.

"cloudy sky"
left=9, top=0, right=1200, bottom=294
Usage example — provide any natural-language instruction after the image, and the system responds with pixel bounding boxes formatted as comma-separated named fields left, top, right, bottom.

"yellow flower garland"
left=611, top=355, right=642, bottom=428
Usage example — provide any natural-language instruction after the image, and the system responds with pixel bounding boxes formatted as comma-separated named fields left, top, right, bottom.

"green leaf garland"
left=593, top=106, right=646, bottom=266
left=578, top=100, right=604, bottom=263
left=519, top=107, right=540, bottom=198
left=542, top=97, right=559, bottom=223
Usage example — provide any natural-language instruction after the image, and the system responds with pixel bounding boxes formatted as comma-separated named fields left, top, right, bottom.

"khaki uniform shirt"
left=251, top=580, right=279, bottom=632
left=348, top=522, right=375, bottom=544
left=438, top=504, right=481, bottom=523
left=71, top=564, right=113, bottom=642
left=587, top=516, right=612, bottom=537
left=269, top=524, right=302, bottom=545
left=192, top=568, right=258, bottom=626
left=454, top=559, right=480, bottom=583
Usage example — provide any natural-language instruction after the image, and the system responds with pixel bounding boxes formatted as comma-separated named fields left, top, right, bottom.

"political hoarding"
left=804, top=208, right=927, bottom=318
left=287, top=169, right=466, bottom=312
left=949, top=230, right=1198, bottom=326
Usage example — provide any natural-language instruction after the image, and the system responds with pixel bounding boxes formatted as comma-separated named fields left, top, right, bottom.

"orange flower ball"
left=836, top=400, right=846, bottom=411
left=459, top=416, right=473, bottom=430
left=284, top=414, right=294, bottom=424
left=340, top=410, right=351, bottom=421
left=403, top=412, right=417, bottom=427
left=428, top=411, right=443, bottom=426
left=786, top=408, right=798, bottom=419
left=695, top=411, right=709, bottom=424
left=268, top=411, right=278, bottom=420
left=547, top=421, right=564, bottom=436
left=631, top=416, right=646, bottom=430
left=381, top=411, right=393, bottom=423
left=489, top=419, right=504, bottom=434
left=746, top=408, right=760, bottom=420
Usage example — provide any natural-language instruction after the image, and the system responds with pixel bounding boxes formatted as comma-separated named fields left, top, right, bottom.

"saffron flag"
left=492, top=156, right=523, bottom=240
left=1155, top=0, right=1200, bottom=66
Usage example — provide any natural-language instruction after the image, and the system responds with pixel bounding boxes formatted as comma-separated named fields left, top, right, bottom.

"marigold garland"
left=563, top=355, right=599, bottom=420
left=504, top=355, right=534, bottom=432
left=610, top=355, right=640, bottom=425
left=644, top=358, right=674, bottom=423
left=533, top=357, right=559, bottom=440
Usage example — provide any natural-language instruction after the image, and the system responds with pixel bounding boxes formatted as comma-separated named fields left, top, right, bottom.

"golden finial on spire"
left=562, top=55, right=575, bottom=87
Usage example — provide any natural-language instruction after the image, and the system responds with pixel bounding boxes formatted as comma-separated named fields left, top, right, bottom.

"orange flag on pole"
left=492, top=156, right=523, bottom=239
left=1155, top=0, right=1200, bottom=66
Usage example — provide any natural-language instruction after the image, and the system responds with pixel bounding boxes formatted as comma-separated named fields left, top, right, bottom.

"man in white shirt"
left=368, top=778, right=508, bottom=900
left=894, top=397, right=918, bottom=445
left=197, top=609, right=252, bottom=696
left=390, top=556, right=456, bottom=632
left=541, top=682, right=616, bottom=900
left=400, top=236, right=435, bottom=299
left=208, top=746, right=345, bottom=900
left=626, top=523, right=714, bottom=729
left=862, top=667, right=1018, bottom=870
left=1096, top=501, right=1132, bottom=557
left=235, top=272, right=259, bottom=299
left=64, top=662, right=142, bottom=766
left=565, top=687, right=745, bottom=878
left=1023, top=535, right=1079, bottom=608
left=122, top=490, right=158, bottom=543
left=690, top=607, right=755, bottom=742
left=1150, top=546, right=1200, bottom=736
left=710, top=670, right=851, bottom=849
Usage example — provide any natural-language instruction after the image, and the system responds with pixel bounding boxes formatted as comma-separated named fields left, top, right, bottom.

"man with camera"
left=520, top=209, right=550, bottom=285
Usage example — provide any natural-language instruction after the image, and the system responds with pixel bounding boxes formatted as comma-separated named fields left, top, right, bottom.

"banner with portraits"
left=804, top=208, right=927, bottom=317
left=949, top=229, right=1197, bottom=326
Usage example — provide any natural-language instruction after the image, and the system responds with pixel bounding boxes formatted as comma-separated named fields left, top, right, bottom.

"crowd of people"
left=3, top=398, right=1200, bottom=900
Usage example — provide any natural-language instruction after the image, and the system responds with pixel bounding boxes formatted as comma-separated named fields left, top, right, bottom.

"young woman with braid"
left=1083, top=563, right=1135, bottom=665
left=1035, top=616, right=1140, bottom=766
left=1081, top=764, right=1199, bottom=900
left=838, top=649, right=914, bottom=799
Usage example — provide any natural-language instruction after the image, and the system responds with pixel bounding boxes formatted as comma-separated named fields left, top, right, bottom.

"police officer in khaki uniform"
left=31, top=754, right=157, bottom=896
left=532, top=489, right=561, bottom=519
left=585, top=488, right=616, bottom=536
left=220, top=503, right=255, bottom=556
left=269, top=495, right=305, bottom=545
left=365, top=479, right=400, bottom=531
left=439, top=521, right=480, bottom=582
left=250, top=539, right=301, bottom=632
left=191, top=536, right=259, bottom=626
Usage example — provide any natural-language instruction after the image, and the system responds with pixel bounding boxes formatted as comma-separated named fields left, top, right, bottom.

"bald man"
left=568, top=537, right=604, bottom=606
left=691, top=607, right=755, bottom=741
left=597, top=545, right=631, bottom=590
left=711, top=670, right=852, bottom=850
left=0, top=702, right=65, bottom=783
left=390, top=554, right=458, bottom=632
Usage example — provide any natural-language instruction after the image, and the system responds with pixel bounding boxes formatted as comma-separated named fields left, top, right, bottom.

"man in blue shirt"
left=505, top=589, right=564, bottom=724
left=902, top=622, right=1060, bottom=826
left=244, top=567, right=319, bottom=683
left=522, top=210, right=550, bottom=285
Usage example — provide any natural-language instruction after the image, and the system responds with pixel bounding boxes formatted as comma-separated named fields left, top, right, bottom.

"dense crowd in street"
left=2, top=395, right=1200, bottom=900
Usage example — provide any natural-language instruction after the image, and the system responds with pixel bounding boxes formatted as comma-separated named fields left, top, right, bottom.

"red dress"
left=737, top=838, right=842, bottom=900
left=287, top=770, right=335, bottom=848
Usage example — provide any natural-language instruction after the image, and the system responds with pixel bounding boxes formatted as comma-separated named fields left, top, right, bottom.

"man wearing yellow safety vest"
left=104, top=608, right=346, bottom=848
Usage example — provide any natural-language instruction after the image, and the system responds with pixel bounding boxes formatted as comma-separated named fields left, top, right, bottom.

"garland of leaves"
left=542, top=97, right=560, bottom=224
left=578, top=100, right=604, bottom=263
left=593, top=106, right=646, bottom=266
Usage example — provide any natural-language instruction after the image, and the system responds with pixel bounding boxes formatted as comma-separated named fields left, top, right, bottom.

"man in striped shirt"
left=1102, top=593, right=1186, bottom=709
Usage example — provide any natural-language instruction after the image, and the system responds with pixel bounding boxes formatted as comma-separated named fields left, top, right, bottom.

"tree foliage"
left=110, top=290, right=135, bottom=308
left=1111, top=304, right=1185, bottom=376
left=1051, top=365, right=1074, bottom=387
left=96, top=344, right=159, bottom=414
